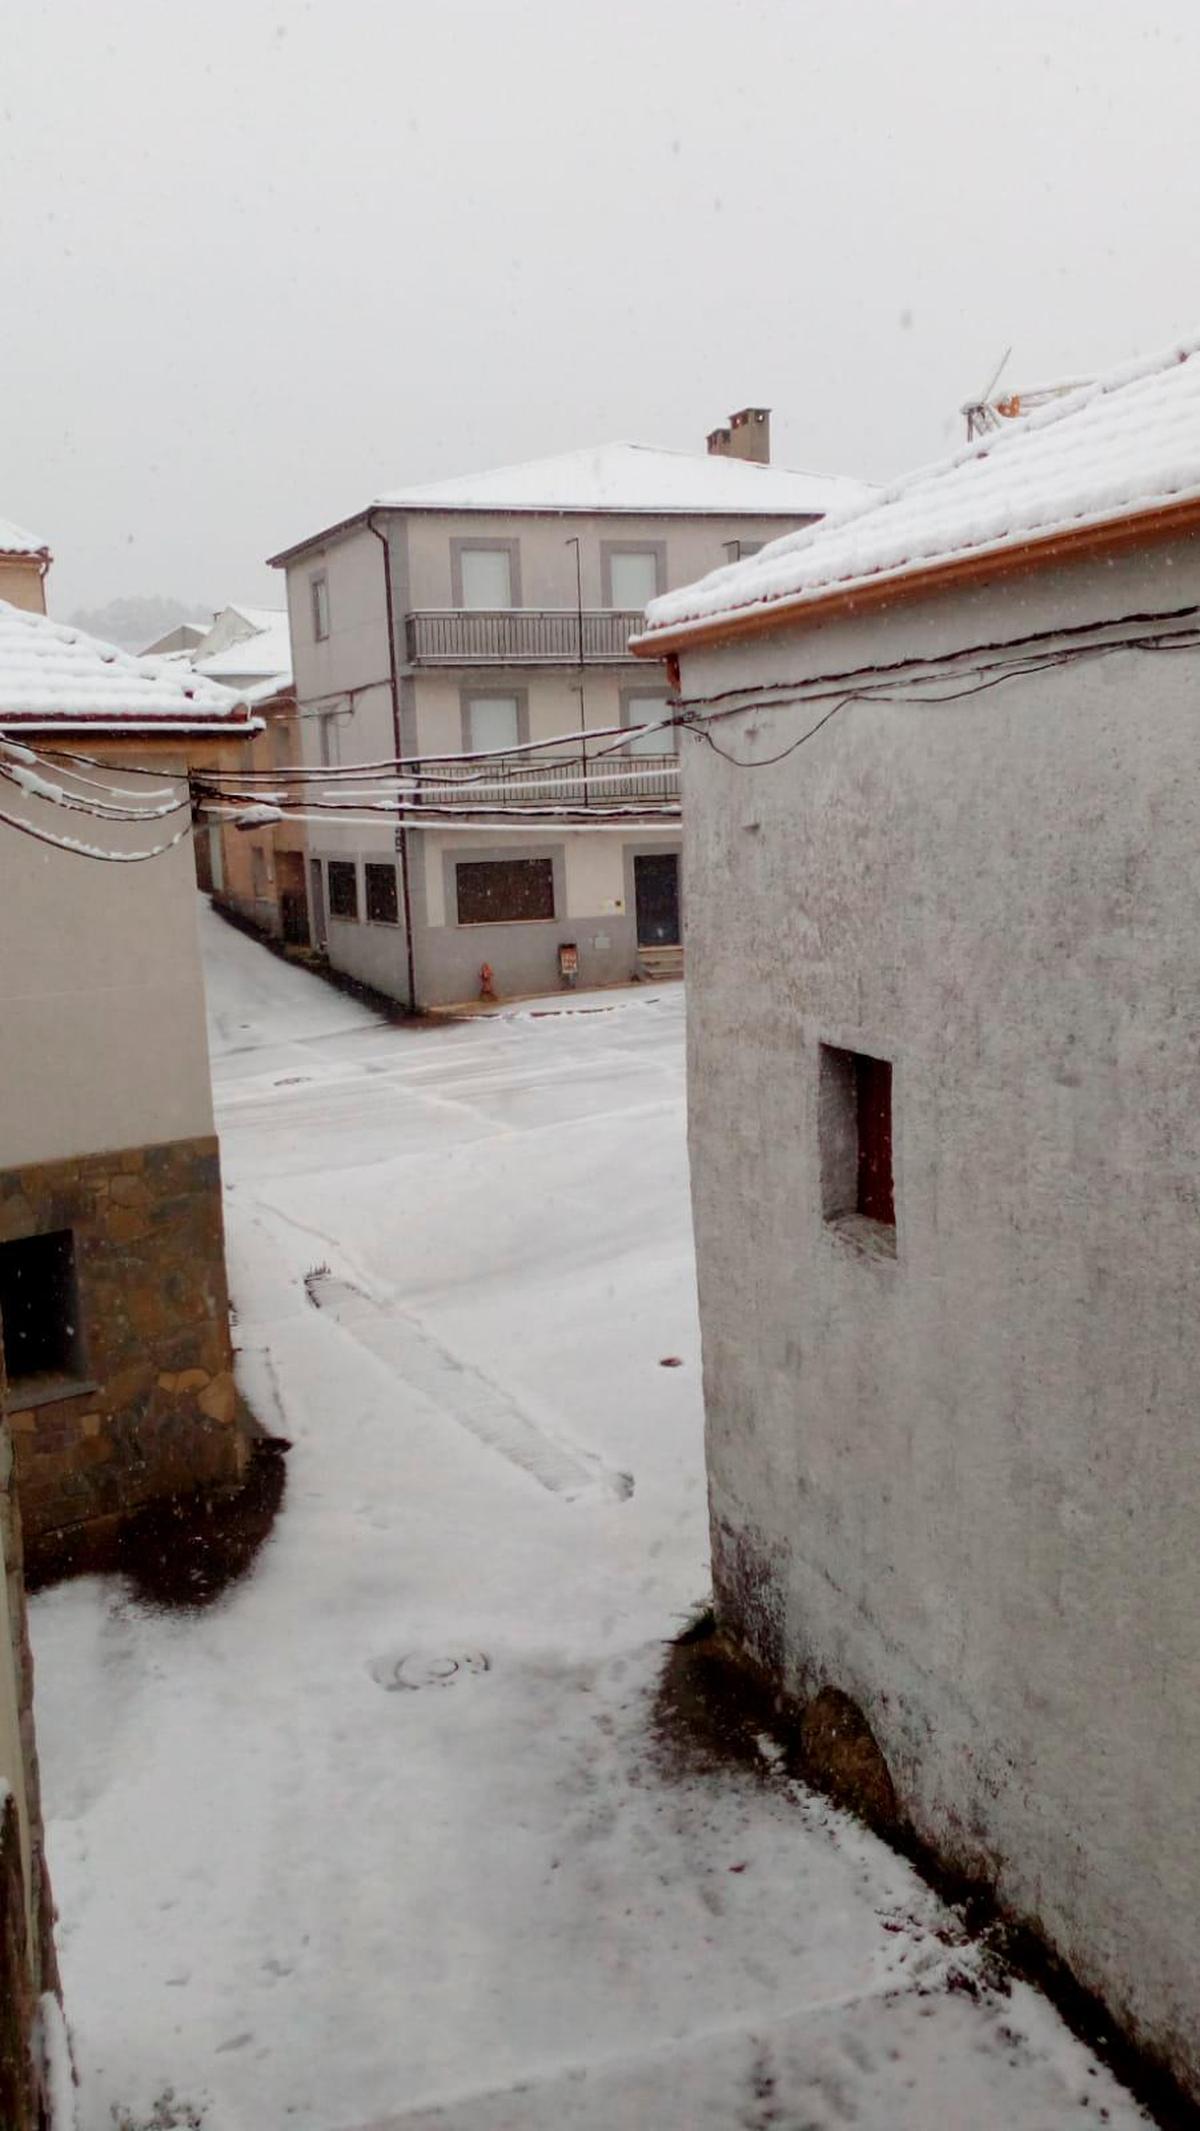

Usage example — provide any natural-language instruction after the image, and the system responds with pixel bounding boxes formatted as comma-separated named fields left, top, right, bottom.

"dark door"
left=634, top=853, right=681, bottom=946
left=310, top=859, right=327, bottom=949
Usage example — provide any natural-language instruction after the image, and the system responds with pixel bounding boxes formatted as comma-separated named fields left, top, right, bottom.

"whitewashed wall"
left=0, top=752, right=216, bottom=1169
left=680, top=533, right=1200, bottom=2095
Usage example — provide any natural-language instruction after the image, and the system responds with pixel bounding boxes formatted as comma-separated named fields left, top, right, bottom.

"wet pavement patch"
left=114, top=1437, right=290, bottom=1609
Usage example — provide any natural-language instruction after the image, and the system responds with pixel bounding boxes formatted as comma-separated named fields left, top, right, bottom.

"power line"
left=0, top=801, right=192, bottom=863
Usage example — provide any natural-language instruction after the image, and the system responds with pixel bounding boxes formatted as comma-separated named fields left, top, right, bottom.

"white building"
left=634, top=334, right=1200, bottom=2102
left=267, top=417, right=871, bottom=1008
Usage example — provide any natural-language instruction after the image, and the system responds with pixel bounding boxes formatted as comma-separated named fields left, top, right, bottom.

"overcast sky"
left=4, top=0, right=1198, bottom=615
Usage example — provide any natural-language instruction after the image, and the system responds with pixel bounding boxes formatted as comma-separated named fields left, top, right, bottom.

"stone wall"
left=0, top=1354, right=64, bottom=2126
left=1, top=1133, right=254, bottom=1577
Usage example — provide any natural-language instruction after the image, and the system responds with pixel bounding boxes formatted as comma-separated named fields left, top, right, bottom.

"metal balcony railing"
left=405, top=610, right=646, bottom=665
left=407, top=751, right=679, bottom=813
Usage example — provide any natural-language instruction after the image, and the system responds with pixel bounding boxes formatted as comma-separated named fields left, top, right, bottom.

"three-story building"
left=268, top=414, right=871, bottom=1007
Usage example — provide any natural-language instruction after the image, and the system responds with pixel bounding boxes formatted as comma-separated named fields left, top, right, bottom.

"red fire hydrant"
left=479, top=962, right=497, bottom=1002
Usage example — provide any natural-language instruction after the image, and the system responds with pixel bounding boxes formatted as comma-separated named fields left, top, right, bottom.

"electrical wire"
left=694, top=695, right=856, bottom=767
left=0, top=762, right=192, bottom=822
left=0, top=802, right=192, bottom=862
left=667, top=602, right=1200, bottom=718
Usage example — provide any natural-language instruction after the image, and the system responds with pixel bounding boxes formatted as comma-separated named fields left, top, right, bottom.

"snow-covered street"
left=28, top=906, right=1148, bottom=2131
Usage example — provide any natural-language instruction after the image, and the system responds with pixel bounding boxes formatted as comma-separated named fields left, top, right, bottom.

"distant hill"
left=67, top=594, right=212, bottom=650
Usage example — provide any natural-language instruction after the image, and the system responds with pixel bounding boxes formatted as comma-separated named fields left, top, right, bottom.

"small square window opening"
left=819, top=1044, right=895, bottom=1237
left=0, top=1230, right=85, bottom=1389
left=327, top=859, right=359, bottom=921
left=459, top=548, right=513, bottom=609
left=365, top=863, right=399, bottom=925
left=608, top=550, right=661, bottom=609
left=624, top=693, right=673, bottom=757
left=466, top=696, right=520, bottom=753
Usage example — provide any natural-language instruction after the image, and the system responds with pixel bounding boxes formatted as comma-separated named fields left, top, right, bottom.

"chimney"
left=707, top=408, right=771, bottom=463
left=727, top=406, right=771, bottom=464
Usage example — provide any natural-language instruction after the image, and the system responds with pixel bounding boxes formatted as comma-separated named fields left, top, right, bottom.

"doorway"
left=310, top=859, right=327, bottom=949
left=634, top=852, right=681, bottom=946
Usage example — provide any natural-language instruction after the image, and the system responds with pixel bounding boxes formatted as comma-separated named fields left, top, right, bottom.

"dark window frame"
left=455, top=856, right=556, bottom=927
left=365, top=862, right=400, bottom=926
left=0, top=1229, right=86, bottom=1390
left=327, top=858, right=359, bottom=921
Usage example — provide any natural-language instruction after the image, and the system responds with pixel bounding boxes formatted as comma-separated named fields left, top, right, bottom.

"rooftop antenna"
left=963, top=346, right=1013, bottom=441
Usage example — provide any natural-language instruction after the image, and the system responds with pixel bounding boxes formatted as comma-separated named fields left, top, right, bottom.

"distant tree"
left=67, top=594, right=212, bottom=650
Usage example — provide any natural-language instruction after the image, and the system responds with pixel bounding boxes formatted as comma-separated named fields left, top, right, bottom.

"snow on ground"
left=29, top=905, right=1149, bottom=2131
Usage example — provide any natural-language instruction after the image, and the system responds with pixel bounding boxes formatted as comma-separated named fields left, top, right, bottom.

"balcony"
left=407, top=751, right=679, bottom=814
left=405, top=609, right=645, bottom=667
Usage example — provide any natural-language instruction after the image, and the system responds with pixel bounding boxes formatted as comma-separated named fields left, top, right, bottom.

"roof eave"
left=0, top=715, right=264, bottom=736
left=267, top=508, right=372, bottom=569
left=267, top=496, right=844, bottom=565
left=631, top=492, right=1200, bottom=661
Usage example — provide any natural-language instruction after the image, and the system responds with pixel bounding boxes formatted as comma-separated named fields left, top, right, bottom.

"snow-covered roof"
left=194, top=611, right=292, bottom=686
left=641, top=332, right=1200, bottom=644
left=0, top=600, right=257, bottom=730
left=269, top=443, right=874, bottom=563
left=0, top=513, right=49, bottom=558
left=223, top=603, right=285, bottom=635
left=373, top=442, right=871, bottom=518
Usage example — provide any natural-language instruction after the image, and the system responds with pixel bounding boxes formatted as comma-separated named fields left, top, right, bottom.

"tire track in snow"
left=239, top=1194, right=632, bottom=1506
left=304, top=1270, right=633, bottom=1506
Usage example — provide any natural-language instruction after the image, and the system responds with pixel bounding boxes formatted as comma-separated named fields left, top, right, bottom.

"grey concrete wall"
left=414, top=909, right=640, bottom=1007
left=680, top=533, right=1200, bottom=2096
left=408, top=826, right=682, bottom=1005
left=324, top=912, right=410, bottom=1000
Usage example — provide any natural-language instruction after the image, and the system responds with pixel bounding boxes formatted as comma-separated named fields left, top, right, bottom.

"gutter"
left=631, top=490, right=1200, bottom=662
left=0, top=716, right=265, bottom=736
left=367, top=511, right=418, bottom=1010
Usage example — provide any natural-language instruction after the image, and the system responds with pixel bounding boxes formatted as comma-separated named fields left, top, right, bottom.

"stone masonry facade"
left=0, top=1360, right=63, bottom=2128
left=0, top=1133, right=254, bottom=1578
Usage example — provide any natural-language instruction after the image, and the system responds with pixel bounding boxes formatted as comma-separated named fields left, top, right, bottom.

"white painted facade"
left=0, top=750, right=216, bottom=1171
left=674, top=531, right=1200, bottom=2098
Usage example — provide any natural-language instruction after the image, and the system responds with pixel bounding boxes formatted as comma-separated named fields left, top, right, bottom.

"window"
left=365, top=862, right=399, bottom=925
left=466, top=695, right=520, bottom=752
left=318, top=712, right=340, bottom=768
left=456, top=857, right=555, bottom=925
left=0, top=1231, right=84, bottom=1389
left=723, top=539, right=765, bottom=562
left=459, top=547, right=514, bottom=609
left=819, top=1044, right=896, bottom=1237
left=607, top=549, right=662, bottom=609
left=327, top=859, right=359, bottom=920
left=311, top=574, right=330, bottom=641
left=271, top=718, right=293, bottom=768
left=623, top=692, right=672, bottom=756
left=251, top=845, right=269, bottom=898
